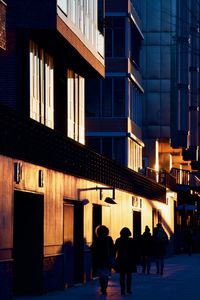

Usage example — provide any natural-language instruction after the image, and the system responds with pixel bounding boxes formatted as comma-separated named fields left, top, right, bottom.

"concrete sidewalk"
left=14, top=254, right=200, bottom=300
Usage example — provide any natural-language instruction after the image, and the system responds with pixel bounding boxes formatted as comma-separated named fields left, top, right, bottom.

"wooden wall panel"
left=0, top=156, right=14, bottom=251
left=0, top=155, right=176, bottom=259
left=44, top=171, right=64, bottom=246
left=102, top=206, right=111, bottom=231
left=83, top=204, right=93, bottom=246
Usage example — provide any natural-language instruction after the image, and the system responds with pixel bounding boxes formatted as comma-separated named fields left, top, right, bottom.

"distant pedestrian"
left=90, top=225, right=115, bottom=295
left=140, top=225, right=153, bottom=274
left=153, top=223, right=168, bottom=275
left=115, top=227, right=136, bottom=295
left=184, top=226, right=193, bottom=256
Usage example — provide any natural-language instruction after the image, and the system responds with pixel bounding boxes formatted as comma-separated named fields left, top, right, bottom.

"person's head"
left=156, top=223, right=162, bottom=229
left=95, top=225, right=109, bottom=237
left=120, top=227, right=131, bottom=238
left=145, top=225, right=150, bottom=232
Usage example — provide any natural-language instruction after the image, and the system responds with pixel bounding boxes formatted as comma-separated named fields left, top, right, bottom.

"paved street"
left=14, top=254, right=200, bottom=300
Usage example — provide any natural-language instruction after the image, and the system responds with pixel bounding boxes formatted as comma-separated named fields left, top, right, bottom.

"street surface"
left=14, top=254, right=200, bottom=300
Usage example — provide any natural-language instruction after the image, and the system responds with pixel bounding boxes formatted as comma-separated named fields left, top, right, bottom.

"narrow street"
left=14, top=254, right=200, bottom=300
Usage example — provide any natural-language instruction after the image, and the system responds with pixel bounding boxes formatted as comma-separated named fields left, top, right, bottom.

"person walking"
left=184, top=226, right=193, bottom=256
left=90, top=225, right=115, bottom=295
left=153, top=223, right=168, bottom=275
left=140, top=225, right=153, bottom=274
left=115, top=227, right=136, bottom=295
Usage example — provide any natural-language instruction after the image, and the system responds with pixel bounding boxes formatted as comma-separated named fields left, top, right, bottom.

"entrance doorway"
left=63, top=201, right=84, bottom=287
left=133, top=210, right=141, bottom=239
left=13, top=190, right=44, bottom=295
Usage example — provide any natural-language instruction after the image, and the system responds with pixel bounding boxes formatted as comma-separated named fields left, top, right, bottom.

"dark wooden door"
left=13, top=191, right=44, bottom=295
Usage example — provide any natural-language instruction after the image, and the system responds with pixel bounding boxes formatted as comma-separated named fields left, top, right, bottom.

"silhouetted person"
left=115, top=227, right=136, bottom=295
left=184, top=226, right=193, bottom=256
left=90, top=225, right=114, bottom=295
left=153, top=223, right=168, bottom=275
left=140, top=225, right=153, bottom=274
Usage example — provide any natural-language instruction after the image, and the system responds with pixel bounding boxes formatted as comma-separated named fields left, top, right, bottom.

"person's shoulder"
left=115, top=237, right=120, bottom=243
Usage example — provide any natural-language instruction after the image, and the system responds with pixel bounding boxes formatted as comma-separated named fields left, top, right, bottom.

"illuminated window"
left=67, top=70, right=85, bottom=144
left=29, top=40, right=54, bottom=129
left=128, top=139, right=142, bottom=172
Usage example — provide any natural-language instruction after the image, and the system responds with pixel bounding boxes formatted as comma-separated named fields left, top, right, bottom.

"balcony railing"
left=171, top=168, right=200, bottom=190
left=144, top=167, right=177, bottom=191
left=0, top=104, right=166, bottom=202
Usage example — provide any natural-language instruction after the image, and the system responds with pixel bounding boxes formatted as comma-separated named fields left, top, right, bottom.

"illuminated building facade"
left=0, top=1, right=176, bottom=299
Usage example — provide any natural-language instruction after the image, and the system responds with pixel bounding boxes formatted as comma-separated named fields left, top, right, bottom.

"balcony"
left=0, top=104, right=166, bottom=202
left=0, top=0, right=6, bottom=50
left=143, top=167, right=177, bottom=191
left=170, top=168, right=200, bottom=191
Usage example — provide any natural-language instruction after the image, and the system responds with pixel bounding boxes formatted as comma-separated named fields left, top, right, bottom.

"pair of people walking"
left=90, top=225, right=136, bottom=296
left=140, top=223, right=168, bottom=275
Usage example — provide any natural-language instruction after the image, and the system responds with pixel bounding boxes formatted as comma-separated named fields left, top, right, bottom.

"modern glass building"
left=86, top=0, right=144, bottom=172
left=141, top=0, right=200, bottom=230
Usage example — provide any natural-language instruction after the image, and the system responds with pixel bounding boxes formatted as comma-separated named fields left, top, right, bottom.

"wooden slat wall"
left=0, top=155, right=175, bottom=259
left=0, top=156, right=13, bottom=258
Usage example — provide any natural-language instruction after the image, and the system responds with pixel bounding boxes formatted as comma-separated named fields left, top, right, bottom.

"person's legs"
left=126, top=272, right=132, bottom=294
left=147, top=256, right=151, bottom=274
left=120, top=272, right=126, bottom=295
left=160, top=256, right=164, bottom=275
left=142, top=256, right=146, bottom=273
left=99, top=276, right=108, bottom=294
left=156, top=256, right=160, bottom=274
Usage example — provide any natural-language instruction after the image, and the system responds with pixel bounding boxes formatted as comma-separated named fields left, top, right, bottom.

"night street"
left=14, top=254, right=200, bottom=300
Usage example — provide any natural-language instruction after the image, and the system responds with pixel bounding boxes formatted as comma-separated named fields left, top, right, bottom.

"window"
left=30, top=40, right=54, bottom=129
left=102, top=79, right=112, bottom=116
left=57, top=0, right=68, bottom=14
left=130, top=22, right=141, bottom=67
left=102, top=137, right=112, bottom=159
left=86, top=137, right=101, bottom=153
left=102, top=78, right=125, bottom=117
left=67, top=70, right=85, bottom=144
left=130, top=81, right=142, bottom=126
left=85, top=78, right=100, bottom=116
left=105, top=17, right=125, bottom=57
left=114, top=79, right=125, bottom=117
left=98, top=0, right=104, bottom=34
left=86, top=136, right=125, bottom=165
left=85, top=77, right=125, bottom=117
left=128, top=138, right=142, bottom=171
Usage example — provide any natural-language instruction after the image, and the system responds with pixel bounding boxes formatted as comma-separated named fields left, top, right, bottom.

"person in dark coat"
left=115, top=227, right=136, bottom=295
left=184, top=226, right=193, bottom=256
left=153, top=223, right=168, bottom=275
left=90, top=225, right=115, bottom=295
left=140, top=225, right=153, bottom=274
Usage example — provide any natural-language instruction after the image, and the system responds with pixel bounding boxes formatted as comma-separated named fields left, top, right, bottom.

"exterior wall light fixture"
left=78, top=186, right=117, bottom=204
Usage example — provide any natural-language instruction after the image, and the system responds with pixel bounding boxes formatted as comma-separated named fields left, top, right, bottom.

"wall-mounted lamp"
left=104, top=197, right=117, bottom=204
left=14, top=162, right=22, bottom=184
left=82, top=199, right=90, bottom=205
left=78, top=186, right=117, bottom=204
